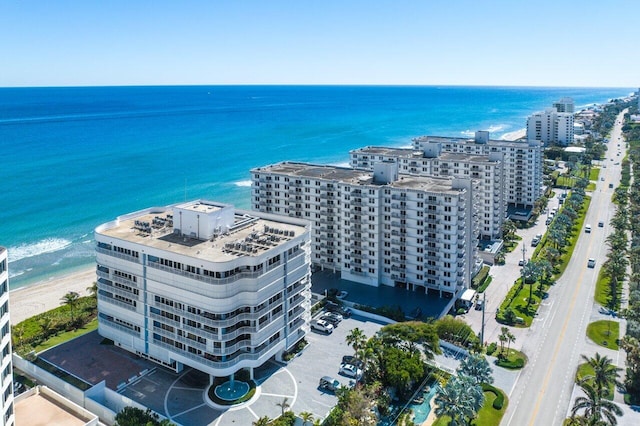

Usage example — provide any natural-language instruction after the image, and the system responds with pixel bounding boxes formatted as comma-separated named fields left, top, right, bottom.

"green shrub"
left=478, top=276, right=492, bottom=293
left=472, top=266, right=490, bottom=288
left=354, top=304, right=406, bottom=322
left=481, top=383, right=504, bottom=409
left=486, top=342, right=497, bottom=356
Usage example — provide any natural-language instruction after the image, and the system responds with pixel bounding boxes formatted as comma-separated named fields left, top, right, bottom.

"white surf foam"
left=8, top=238, right=72, bottom=263
left=234, top=180, right=253, bottom=187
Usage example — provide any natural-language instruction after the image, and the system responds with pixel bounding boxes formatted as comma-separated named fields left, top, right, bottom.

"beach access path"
left=9, top=267, right=95, bottom=325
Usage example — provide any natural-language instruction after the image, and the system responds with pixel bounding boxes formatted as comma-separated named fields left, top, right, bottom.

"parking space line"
left=247, top=406, right=259, bottom=419
left=172, top=402, right=207, bottom=419
left=260, top=392, right=296, bottom=398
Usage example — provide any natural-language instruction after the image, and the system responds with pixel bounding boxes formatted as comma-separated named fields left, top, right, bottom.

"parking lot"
left=39, top=314, right=386, bottom=425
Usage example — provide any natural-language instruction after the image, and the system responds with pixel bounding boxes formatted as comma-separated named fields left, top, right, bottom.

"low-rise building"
left=95, top=200, right=311, bottom=379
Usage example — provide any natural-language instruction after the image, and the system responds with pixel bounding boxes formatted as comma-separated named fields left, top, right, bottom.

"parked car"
left=475, top=299, right=484, bottom=311
left=585, top=224, right=591, bottom=233
left=339, top=363, right=363, bottom=379
left=342, top=355, right=364, bottom=369
left=588, top=258, right=596, bottom=268
left=319, top=376, right=340, bottom=392
left=325, top=301, right=352, bottom=317
left=323, top=311, right=343, bottom=322
left=311, top=319, right=334, bottom=334
left=336, top=291, right=348, bottom=300
left=320, top=315, right=340, bottom=328
left=598, top=221, right=604, bottom=228
left=545, top=217, right=552, bottom=225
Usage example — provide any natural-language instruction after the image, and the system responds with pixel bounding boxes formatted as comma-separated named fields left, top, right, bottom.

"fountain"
left=213, top=373, right=250, bottom=402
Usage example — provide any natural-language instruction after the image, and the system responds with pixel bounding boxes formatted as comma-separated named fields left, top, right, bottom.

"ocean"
left=0, top=85, right=632, bottom=289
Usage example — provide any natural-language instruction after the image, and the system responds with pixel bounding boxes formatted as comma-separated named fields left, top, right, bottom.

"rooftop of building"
left=412, top=134, right=540, bottom=147
left=15, top=386, right=97, bottom=426
left=351, top=146, right=498, bottom=163
left=96, top=200, right=308, bottom=262
left=253, top=162, right=465, bottom=194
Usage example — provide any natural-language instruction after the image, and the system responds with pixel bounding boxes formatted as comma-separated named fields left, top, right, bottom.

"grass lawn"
left=34, top=318, right=98, bottom=353
left=589, top=168, right=600, bottom=181
left=586, top=183, right=596, bottom=192
left=594, top=269, right=622, bottom=311
left=576, top=363, right=615, bottom=400
left=432, top=388, right=508, bottom=425
left=552, top=197, right=591, bottom=279
left=497, top=279, right=543, bottom=327
left=586, top=320, right=619, bottom=350
left=495, top=349, right=527, bottom=370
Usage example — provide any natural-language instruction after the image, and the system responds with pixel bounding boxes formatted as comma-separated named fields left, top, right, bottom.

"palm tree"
left=345, top=328, right=367, bottom=359
left=60, top=291, right=80, bottom=325
left=39, top=315, right=56, bottom=338
left=434, top=378, right=468, bottom=426
left=87, top=281, right=98, bottom=298
left=581, top=353, right=622, bottom=396
left=499, top=327, right=509, bottom=353
left=506, top=331, right=516, bottom=354
left=457, top=353, right=494, bottom=385
left=276, top=397, right=290, bottom=416
left=570, top=380, right=623, bottom=425
left=299, top=411, right=314, bottom=425
left=252, top=416, right=271, bottom=426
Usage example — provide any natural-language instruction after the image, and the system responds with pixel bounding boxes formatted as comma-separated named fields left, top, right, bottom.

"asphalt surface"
left=504, top=111, right=636, bottom=425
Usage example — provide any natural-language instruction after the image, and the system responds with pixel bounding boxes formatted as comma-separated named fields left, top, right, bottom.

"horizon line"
left=0, top=83, right=635, bottom=90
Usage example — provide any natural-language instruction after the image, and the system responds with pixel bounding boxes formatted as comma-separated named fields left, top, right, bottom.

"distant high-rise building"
left=527, top=108, right=574, bottom=146
left=553, top=97, right=575, bottom=113
left=412, top=132, right=543, bottom=208
left=0, top=248, right=14, bottom=426
left=95, top=200, right=311, bottom=379
left=349, top=145, right=506, bottom=240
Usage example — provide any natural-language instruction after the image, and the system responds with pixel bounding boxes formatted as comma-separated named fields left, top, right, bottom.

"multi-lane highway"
left=504, top=111, right=629, bottom=425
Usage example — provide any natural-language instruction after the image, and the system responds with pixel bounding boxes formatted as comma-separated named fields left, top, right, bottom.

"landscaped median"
left=497, top=193, right=591, bottom=327
left=586, top=320, right=619, bottom=350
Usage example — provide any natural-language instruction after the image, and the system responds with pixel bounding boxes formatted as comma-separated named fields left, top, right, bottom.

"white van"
left=585, top=224, right=592, bottom=233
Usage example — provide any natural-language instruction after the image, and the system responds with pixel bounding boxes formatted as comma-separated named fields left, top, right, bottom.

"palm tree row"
left=620, top=116, right=640, bottom=404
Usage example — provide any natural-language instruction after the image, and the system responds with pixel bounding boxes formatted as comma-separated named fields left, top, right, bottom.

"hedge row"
left=481, top=383, right=505, bottom=410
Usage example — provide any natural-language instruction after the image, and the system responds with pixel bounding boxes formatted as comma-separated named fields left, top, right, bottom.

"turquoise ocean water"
left=0, top=85, right=631, bottom=289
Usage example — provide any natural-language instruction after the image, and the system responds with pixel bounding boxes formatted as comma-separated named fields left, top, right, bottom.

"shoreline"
left=9, top=265, right=96, bottom=325
left=500, top=128, right=526, bottom=141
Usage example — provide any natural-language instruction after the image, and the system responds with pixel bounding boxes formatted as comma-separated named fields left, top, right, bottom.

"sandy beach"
left=500, top=128, right=526, bottom=141
left=9, top=267, right=96, bottom=325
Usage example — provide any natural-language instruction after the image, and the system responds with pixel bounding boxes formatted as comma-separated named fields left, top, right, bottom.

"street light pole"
left=480, top=292, right=487, bottom=345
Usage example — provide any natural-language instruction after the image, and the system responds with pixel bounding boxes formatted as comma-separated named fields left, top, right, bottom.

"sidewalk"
left=461, top=192, right=560, bottom=351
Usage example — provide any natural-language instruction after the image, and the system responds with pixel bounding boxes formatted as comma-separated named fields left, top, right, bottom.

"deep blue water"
left=0, top=85, right=631, bottom=288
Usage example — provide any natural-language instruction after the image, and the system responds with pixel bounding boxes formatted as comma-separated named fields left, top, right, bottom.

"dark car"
left=319, top=376, right=340, bottom=392
left=320, top=314, right=340, bottom=328
left=325, top=301, right=352, bottom=317
left=342, top=355, right=364, bottom=369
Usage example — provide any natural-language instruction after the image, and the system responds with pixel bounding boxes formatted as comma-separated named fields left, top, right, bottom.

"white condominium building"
left=251, top=161, right=481, bottom=297
left=553, top=97, right=575, bottom=113
left=0, top=248, right=14, bottom=426
left=349, top=145, right=506, bottom=240
left=412, top=131, right=543, bottom=209
left=95, top=200, right=311, bottom=379
left=527, top=108, right=574, bottom=146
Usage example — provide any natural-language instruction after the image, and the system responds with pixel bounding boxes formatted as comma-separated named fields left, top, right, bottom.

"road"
left=504, top=111, right=629, bottom=425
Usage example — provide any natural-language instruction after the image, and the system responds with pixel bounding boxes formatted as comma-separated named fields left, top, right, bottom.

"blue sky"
left=2, top=0, right=637, bottom=87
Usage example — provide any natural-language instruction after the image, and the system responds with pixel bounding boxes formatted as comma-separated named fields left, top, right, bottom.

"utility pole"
left=480, top=292, right=487, bottom=345
left=521, top=244, right=526, bottom=265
